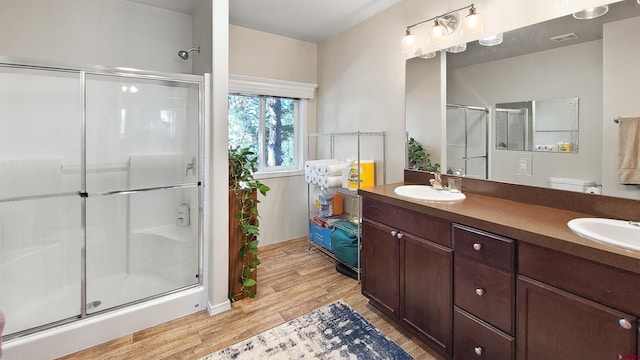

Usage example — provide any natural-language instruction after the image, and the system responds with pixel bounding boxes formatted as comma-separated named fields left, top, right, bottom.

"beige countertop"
left=359, top=182, right=640, bottom=274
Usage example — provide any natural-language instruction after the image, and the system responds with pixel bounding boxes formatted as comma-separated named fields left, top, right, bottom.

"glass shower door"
left=84, top=74, right=200, bottom=313
left=0, top=66, right=83, bottom=336
left=446, top=105, right=488, bottom=179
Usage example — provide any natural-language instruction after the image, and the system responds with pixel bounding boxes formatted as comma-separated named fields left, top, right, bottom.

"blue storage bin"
left=309, top=221, right=333, bottom=250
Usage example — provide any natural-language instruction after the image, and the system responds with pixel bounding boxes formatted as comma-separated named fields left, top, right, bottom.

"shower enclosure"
left=446, top=104, right=489, bottom=179
left=495, top=107, right=529, bottom=151
left=0, top=59, right=204, bottom=339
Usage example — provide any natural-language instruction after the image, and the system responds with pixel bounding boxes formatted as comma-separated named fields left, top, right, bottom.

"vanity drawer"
left=363, top=198, right=451, bottom=248
left=453, top=308, right=514, bottom=360
left=453, top=225, right=514, bottom=272
left=455, top=255, right=515, bottom=335
left=519, top=243, right=640, bottom=316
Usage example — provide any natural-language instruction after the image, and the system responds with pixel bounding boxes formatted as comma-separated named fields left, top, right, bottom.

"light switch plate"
left=516, top=153, right=533, bottom=176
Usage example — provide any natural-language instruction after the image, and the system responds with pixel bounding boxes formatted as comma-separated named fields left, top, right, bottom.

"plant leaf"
left=243, top=278, right=256, bottom=287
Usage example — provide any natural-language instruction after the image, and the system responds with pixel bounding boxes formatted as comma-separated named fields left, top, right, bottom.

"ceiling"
left=229, top=0, right=401, bottom=43
left=128, top=0, right=401, bottom=43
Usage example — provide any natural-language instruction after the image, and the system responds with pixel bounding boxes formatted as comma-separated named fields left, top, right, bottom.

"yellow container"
left=347, top=160, right=375, bottom=189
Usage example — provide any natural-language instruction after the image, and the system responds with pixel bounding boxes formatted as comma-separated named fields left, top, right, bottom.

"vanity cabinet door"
left=517, top=276, right=636, bottom=360
left=361, top=219, right=399, bottom=318
left=402, top=232, right=453, bottom=354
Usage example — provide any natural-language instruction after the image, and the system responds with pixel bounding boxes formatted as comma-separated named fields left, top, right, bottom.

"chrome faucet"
left=630, top=221, right=640, bottom=228
left=429, top=173, right=445, bottom=190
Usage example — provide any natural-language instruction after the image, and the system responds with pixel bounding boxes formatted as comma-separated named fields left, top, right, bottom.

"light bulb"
left=401, top=29, right=418, bottom=57
left=462, top=6, right=485, bottom=36
left=429, top=18, right=448, bottom=46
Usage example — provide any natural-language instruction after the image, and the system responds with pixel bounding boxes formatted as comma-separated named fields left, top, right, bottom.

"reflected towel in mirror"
left=618, top=117, right=640, bottom=184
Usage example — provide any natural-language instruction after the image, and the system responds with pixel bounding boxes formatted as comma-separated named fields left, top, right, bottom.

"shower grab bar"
left=61, top=163, right=129, bottom=174
left=93, top=182, right=200, bottom=196
left=0, top=191, right=81, bottom=203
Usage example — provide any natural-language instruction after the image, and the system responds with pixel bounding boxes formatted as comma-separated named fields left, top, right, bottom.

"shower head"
left=178, top=47, right=200, bottom=60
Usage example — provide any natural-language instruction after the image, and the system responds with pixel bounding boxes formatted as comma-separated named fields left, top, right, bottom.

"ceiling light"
left=446, top=43, right=467, bottom=53
left=479, top=33, right=503, bottom=46
left=462, top=5, right=485, bottom=36
left=572, top=5, right=608, bottom=20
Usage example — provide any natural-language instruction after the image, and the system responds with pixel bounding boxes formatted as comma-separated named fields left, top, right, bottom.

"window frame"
left=228, top=75, right=317, bottom=179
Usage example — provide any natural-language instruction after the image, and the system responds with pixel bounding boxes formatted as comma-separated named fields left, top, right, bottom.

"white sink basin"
left=394, top=185, right=466, bottom=202
left=568, top=218, right=640, bottom=251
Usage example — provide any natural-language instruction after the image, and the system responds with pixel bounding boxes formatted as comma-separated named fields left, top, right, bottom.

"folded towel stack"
left=305, top=159, right=349, bottom=188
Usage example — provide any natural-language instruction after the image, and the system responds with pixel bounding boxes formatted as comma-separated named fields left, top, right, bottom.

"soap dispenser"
left=177, top=202, right=190, bottom=227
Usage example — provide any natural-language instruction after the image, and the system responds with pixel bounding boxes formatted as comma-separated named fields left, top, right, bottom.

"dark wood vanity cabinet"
left=452, top=225, right=515, bottom=360
left=361, top=198, right=453, bottom=357
left=361, top=219, right=399, bottom=318
left=516, top=276, right=636, bottom=360
left=360, top=193, right=640, bottom=359
left=517, top=243, right=640, bottom=359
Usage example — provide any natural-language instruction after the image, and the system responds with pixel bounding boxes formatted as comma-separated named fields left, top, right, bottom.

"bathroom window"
left=228, top=94, right=300, bottom=172
left=228, top=75, right=316, bottom=177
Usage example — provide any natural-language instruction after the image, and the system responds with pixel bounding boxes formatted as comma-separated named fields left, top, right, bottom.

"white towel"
left=618, top=117, right=640, bottom=184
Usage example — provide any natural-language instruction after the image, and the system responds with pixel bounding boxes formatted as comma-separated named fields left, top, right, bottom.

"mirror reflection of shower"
left=446, top=104, right=489, bottom=179
left=177, top=46, right=200, bottom=60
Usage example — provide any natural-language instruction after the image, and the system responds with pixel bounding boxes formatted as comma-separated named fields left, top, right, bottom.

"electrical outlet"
left=516, top=153, right=533, bottom=176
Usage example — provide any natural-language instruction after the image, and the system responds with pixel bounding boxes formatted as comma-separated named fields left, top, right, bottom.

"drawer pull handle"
left=391, top=230, right=397, bottom=237
left=619, top=318, right=633, bottom=330
left=473, top=242, right=482, bottom=251
left=396, top=232, right=404, bottom=239
left=475, top=288, right=485, bottom=296
left=474, top=346, right=483, bottom=356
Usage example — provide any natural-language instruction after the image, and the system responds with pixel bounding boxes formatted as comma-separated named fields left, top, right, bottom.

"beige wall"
left=229, top=25, right=318, bottom=246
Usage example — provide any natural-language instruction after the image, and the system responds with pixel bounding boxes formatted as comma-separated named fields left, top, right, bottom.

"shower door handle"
left=185, top=157, right=196, bottom=177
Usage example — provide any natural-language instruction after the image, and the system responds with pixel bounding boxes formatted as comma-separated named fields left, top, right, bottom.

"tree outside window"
left=228, top=94, right=298, bottom=171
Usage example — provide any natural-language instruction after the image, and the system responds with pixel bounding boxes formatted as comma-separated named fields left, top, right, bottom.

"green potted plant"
left=407, top=137, right=440, bottom=172
left=228, top=146, right=270, bottom=301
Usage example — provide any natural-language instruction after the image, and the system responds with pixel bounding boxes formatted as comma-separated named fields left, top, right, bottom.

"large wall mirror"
left=405, top=0, right=640, bottom=200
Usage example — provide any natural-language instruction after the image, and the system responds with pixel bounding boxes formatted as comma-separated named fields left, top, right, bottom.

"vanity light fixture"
left=401, top=28, right=419, bottom=56
left=419, top=52, right=437, bottom=59
left=572, top=5, right=608, bottom=19
left=479, top=33, right=503, bottom=46
left=461, top=4, right=485, bottom=36
left=446, top=43, right=467, bottom=53
left=402, top=3, right=483, bottom=57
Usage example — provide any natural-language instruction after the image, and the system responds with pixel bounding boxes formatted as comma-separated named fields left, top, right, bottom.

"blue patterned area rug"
left=201, top=300, right=414, bottom=360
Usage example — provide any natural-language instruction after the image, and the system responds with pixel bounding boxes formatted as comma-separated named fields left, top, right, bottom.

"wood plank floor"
left=59, top=237, right=444, bottom=360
